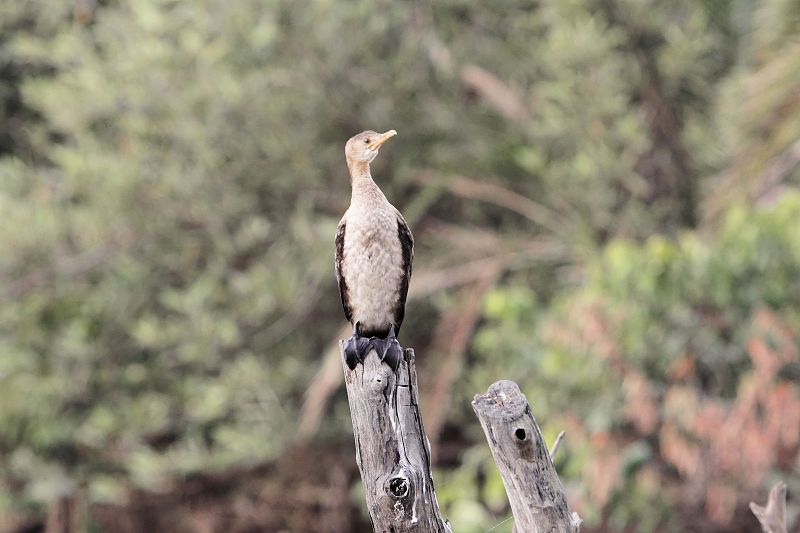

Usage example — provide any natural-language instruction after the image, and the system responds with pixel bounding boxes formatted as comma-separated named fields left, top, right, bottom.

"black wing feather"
left=334, top=218, right=353, bottom=324
left=394, top=214, right=414, bottom=334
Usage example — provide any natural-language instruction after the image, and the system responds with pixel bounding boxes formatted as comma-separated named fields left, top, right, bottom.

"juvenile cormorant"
left=335, top=129, right=413, bottom=370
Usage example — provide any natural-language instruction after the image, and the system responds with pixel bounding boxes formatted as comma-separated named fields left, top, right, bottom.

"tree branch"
left=750, top=482, right=788, bottom=533
left=473, top=381, right=581, bottom=533
left=341, top=346, right=452, bottom=532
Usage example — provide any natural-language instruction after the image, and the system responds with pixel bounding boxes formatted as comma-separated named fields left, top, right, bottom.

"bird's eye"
left=364, top=139, right=371, bottom=144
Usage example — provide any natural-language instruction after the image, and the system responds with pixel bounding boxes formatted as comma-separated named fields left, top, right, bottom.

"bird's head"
left=345, top=129, right=397, bottom=167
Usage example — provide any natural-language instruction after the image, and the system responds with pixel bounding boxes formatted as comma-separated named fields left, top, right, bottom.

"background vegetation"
left=1, top=0, right=798, bottom=531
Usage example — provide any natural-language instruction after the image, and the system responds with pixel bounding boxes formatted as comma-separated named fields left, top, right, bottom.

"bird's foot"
left=370, top=325, right=403, bottom=371
left=344, top=322, right=371, bottom=370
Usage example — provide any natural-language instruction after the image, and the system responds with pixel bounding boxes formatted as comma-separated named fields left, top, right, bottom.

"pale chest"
left=344, top=205, right=400, bottom=257
left=341, top=203, right=404, bottom=330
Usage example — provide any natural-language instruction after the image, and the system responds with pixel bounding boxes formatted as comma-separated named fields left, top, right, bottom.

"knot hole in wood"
left=387, top=475, right=410, bottom=499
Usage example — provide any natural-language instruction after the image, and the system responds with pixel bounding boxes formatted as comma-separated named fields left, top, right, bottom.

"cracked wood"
left=340, top=345, right=451, bottom=533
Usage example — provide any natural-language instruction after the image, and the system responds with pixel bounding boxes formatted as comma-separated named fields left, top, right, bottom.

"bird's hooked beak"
left=371, top=130, right=397, bottom=150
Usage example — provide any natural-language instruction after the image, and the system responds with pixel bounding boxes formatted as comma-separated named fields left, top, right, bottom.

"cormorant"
left=335, top=129, right=413, bottom=370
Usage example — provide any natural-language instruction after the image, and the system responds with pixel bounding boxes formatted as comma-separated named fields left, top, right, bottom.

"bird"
left=335, top=129, right=413, bottom=370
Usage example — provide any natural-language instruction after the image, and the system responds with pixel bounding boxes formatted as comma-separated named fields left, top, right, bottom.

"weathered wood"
left=341, top=344, right=452, bottom=532
left=473, top=380, right=581, bottom=533
left=750, top=481, right=788, bottom=533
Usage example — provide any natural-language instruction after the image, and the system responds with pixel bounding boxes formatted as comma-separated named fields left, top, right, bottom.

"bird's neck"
left=348, top=161, right=384, bottom=203
left=347, top=159, right=371, bottom=183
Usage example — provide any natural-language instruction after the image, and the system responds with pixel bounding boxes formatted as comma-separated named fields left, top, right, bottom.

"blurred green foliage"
left=470, top=195, right=800, bottom=529
left=0, top=0, right=798, bottom=531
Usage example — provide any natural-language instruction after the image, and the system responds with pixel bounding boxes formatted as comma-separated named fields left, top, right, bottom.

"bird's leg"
left=344, top=321, right=371, bottom=370
left=371, top=324, right=402, bottom=371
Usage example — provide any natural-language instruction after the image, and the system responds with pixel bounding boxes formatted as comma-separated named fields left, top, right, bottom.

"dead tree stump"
left=473, top=380, right=581, bottom=533
left=340, top=344, right=452, bottom=532
left=341, top=343, right=581, bottom=532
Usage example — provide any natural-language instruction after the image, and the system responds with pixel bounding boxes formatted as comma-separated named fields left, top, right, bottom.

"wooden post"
left=340, top=344, right=452, bottom=532
left=473, top=380, right=581, bottom=533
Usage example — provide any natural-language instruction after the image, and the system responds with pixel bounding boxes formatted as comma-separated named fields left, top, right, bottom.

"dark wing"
left=393, top=213, right=414, bottom=334
left=335, top=216, right=353, bottom=324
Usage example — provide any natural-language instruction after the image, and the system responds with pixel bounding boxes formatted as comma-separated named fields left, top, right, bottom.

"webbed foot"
left=370, top=324, right=403, bottom=371
left=344, top=322, right=371, bottom=370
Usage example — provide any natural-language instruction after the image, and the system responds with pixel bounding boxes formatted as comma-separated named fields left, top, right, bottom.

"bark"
left=473, top=380, right=581, bottom=533
left=340, top=345, right=452, bottom=532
